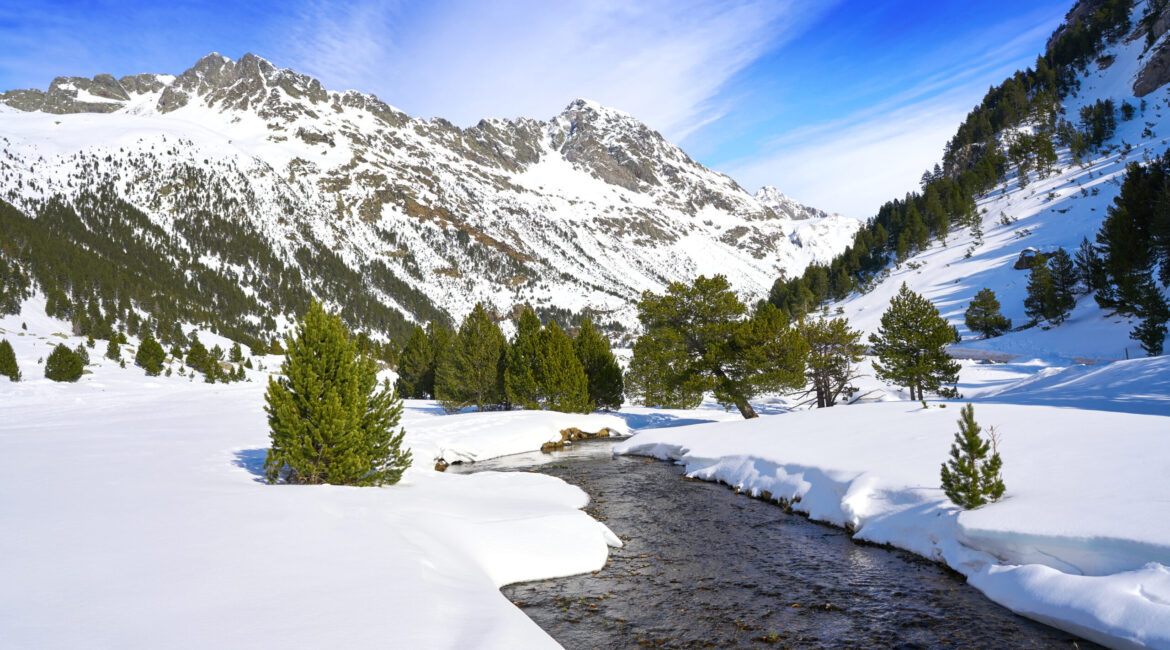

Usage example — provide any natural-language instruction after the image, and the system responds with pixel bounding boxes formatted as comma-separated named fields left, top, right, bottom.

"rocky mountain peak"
left=755, top=186, right=837, bottom=221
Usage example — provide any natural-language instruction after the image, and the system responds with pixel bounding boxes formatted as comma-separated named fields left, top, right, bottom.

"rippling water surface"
left=456, top=442, right=1093, bottom=649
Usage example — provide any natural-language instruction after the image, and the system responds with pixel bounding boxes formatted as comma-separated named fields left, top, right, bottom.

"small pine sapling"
left=940, top=404, right=1006, bottom=509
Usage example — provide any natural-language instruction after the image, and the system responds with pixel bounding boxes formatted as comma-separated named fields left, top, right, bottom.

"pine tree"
left=799, top=317, right=865, bottom=408
left=229, top=342, right=244, bottom=363
left=573, top=316, right=624, bottom=411
left=528, top=321, right=589, bottom=413
left=0, top=338, right=20, bottom=381
left=1024, top=255, right=1055, bottom=324
left=634, top=276, right=807, bottom=418
left=74, top=343, right=90, bottom=366
left=186, top=336, right=209, bottom=375
left=44, top=343, right=84, bottom=382
left=436, top=303, right=506, bottom=412
left=264, top=301, right=411, bottom=486
left=504, top=307, right=542, bottom=409
left=1048, top=248, right=1077, bottom=324
left=135, top=334, right=166, bottom=376
left=870, top=283, right=961, bottom=401
left=625, top=328, right=703, bottom=409
left=964, top=288, right=1012, bottom=338
left=394, top=325, right=434, bottom=399
left=1133, top=285, right=1170, bottom=356
left=104, top=337, right=121, bottom=362
left=1074, top=236, right=1106, bottom=295
left=940, top=404, right=1005, bottom=509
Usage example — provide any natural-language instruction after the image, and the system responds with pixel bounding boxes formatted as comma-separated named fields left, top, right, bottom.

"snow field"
left=0, top=310, right=622, bottom=649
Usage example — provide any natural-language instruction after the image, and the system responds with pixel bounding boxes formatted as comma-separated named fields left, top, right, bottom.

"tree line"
left=627, top=275, right=961, bottom=416
left=394, top=304, right=624, bottom=414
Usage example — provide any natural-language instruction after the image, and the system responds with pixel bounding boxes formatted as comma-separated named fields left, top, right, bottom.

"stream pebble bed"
left=457, top=442, right=1096, bottom=649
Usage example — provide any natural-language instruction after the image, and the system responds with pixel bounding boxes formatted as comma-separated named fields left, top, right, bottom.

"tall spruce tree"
left=574, top=316, right=624, bottom=411
left=135, top=333, right=166, bottom=376
left=394, top=325, right=434, bottom=399
left=799, top=317, right=865, bottom=408
left=533, top=321, right=591, bottom=413
left=1133, top=285, right=1170, bottom=356
left=504, top=307, right=543, bottom=409
left=1048, top=248, right=1077, bottom=324
left=264, top=301, right=411, bottom=486
left=940, top=403, right=1005, bottom=509
left=869, top=283, right=961, bottom=401
left=44, top=343, right=84, bottom=382
left=1024, top=255, right=1056, bottom=324
left=633, top=275, right=807, bottom=419
left=1074, top=236, right=1106, bottom=295
left=436, top=303, right=506, bottom=412
left=0, top=338, right=20, bottom=381
left=964, top=288, right=1012, bottom=338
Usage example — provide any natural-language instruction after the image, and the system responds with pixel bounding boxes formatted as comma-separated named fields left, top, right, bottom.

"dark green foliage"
left=74, top=344, right=90, bottom=366
left=0, top=257, right=30, bottom=315
left=940, top=404, right=1006, bottom=510
left=625, top=328, right=703, bottom=409
left=1133, top=286, right=1170, bottom=356
left=229, top=342, right=244, bottom=363
left=1079, top=99, right=1117, bottom=149
left=135, top=334, right=166, bottom=376
left=186, top=336, right=211, bottom=376
left=0, top=339, right=20, bottom=381
left=264, top=302, right=411, bottom=486
left=504, top=307, right=543, bottom=408
left=964, top=288, right=1012, bottom=338
left=394, top=325, right=434, bottom=399
left=0, top=179, right=448, bottom=358
left=1025, top=252, right=1075, bottom=325
left=532, top=322, right=591, bottom=413
left=574, top=316, right=624, bottom=411
left=104, top=338, right=121, bottom=362
left=1049, top=248, right=1078, bottom=323
left=436, top=303, right=507, bottom=412
left=799, top=317, right=865, bottom=408
left=633, top=275, right=807, bottom=419
left=1075, top=236, right=1107, bottom=295
left=870, top=284, right=961, bottom=401
left=44, top=343, right=84, bottom=382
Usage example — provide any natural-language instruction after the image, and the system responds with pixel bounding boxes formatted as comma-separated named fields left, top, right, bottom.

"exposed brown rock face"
left=1136, top=39, right=1170, bottom=97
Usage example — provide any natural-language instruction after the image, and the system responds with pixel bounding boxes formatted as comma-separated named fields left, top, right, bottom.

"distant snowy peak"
left=754, top=186, right=838, bottom=221
left=0, top=53, right=856, bottom=329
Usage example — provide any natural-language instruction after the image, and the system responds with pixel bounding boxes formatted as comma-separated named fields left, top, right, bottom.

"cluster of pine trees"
left=395, top=304, right=623, bottom=414
left=0, top=183, right=444, bottom=363
left=630, top=277, right=961, bottom=413
left=768, top=0, right=1138, bottom=321
left=1080, top=153, right=1170, bottom=355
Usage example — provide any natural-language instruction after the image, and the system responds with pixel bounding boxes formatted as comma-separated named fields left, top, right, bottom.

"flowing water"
left=454, top=441, right=1095, bottom=649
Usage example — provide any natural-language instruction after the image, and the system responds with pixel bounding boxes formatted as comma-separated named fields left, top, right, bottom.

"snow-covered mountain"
left=0, top=53, right=856, bottom=337
left=821, top=0, right=1170, bottom=363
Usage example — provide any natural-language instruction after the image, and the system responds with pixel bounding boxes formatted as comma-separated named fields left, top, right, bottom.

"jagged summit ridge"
left=0, top=53, right=858, bottom=332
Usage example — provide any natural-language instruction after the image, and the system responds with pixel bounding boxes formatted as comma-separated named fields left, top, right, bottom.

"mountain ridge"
left=0, top=52, right=858, bottom=344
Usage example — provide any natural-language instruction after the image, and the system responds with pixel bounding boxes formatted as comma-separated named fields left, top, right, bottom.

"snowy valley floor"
left=3, top=309, right=1170, bottom=648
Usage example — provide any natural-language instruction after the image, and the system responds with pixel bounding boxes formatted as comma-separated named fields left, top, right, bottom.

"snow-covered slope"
left=829, top=0, right=1170, bottom=363
left=0, top=54, right=856, bottom=333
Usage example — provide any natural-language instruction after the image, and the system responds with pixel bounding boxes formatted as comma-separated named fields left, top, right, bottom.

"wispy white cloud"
left=270, top=0, right=840, bottom=142
left=720, top=7, right=1066, bottom=219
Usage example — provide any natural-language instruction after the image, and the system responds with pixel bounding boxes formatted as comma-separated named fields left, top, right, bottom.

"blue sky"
left=0, top=0, right=1072, bottom=218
